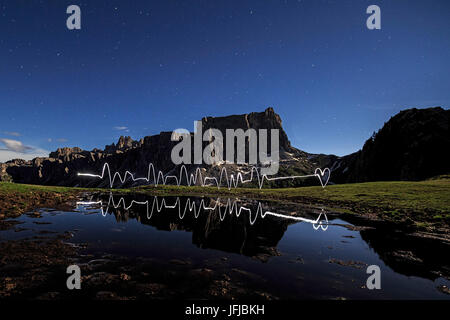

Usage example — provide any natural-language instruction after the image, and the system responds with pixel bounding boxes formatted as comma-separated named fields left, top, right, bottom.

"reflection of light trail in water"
left=78, top=163, right=331, bottom=189
left=77, top=194, right=328, bottom=231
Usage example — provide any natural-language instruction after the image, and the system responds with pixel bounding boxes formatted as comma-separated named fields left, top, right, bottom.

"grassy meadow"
left=1, top=177, right=449, bottom=226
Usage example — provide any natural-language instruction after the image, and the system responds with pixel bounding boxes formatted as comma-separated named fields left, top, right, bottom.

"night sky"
left=1, top=0, right=449, bottom=162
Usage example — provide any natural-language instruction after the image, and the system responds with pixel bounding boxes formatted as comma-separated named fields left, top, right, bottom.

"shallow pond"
left=1, top=193, right=449, bottom=299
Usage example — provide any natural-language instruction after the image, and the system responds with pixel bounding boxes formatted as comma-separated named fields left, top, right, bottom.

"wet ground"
left=0, top=193, right=449, bottom=300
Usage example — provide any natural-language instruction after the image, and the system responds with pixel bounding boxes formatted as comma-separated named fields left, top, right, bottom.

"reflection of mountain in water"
left=77, top=194, right=327, bottom=259
left=360, top=226, right=450, bottom=281
left=76, top=194, right=450, bottom=282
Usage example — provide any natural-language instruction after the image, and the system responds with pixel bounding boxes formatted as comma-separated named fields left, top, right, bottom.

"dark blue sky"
left=1, top=0, right=449, bottom=161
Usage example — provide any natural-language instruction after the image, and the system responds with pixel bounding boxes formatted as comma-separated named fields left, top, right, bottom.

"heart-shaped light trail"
left=314, top=168, right=331, bottom=188
left=313, top=210, right=329, bottom=231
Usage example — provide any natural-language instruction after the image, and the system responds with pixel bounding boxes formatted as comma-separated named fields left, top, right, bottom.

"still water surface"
left=1, top=194, right=449, bottom=299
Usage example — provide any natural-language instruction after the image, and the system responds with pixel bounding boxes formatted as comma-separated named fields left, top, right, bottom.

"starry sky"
left=0, top=0, right=449, bottom=162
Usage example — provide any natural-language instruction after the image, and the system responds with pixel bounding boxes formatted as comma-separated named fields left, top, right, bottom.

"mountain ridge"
left=1, top=106, right=449, bottom=187
left=329, top=106, right=450, bottom=183
left=0, top=107, right=319, bottom=187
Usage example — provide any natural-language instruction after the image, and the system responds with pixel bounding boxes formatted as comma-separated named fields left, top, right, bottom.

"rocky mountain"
left=328, top=107, right=450, bottom=182
left=0, top=108, right=319, bottom=188
left=1, top=106, right=448, bottom=187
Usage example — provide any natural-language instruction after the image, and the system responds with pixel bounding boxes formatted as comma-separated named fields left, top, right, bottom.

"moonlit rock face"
left=1, top=108, right=322, bottom=187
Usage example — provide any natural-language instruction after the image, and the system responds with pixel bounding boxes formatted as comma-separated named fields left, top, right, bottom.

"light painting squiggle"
left=78, top=163, right=331, bottom=189
left=77, top=194, right=329, bottom=230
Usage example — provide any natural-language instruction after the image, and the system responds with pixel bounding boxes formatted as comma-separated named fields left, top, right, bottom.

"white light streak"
left=77, top=194, right=328, bottom=230
left=78, top=163, right=331, bottom=189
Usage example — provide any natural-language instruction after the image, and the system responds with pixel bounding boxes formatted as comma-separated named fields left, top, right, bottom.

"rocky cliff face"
left=0, top=108, right=319, bottom=188
left=2, top=106, right=448, bottom=187
left=329, top=107, right=450, bottom=182
left=201, top=107, right=294, bottom=153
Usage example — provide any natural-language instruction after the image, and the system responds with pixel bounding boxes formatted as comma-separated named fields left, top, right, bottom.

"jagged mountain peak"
left=0, top=108, right=315, bottom=187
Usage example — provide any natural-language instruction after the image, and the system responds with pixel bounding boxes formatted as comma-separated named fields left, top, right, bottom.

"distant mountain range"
left=0, top=107, right=448, bottom=187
